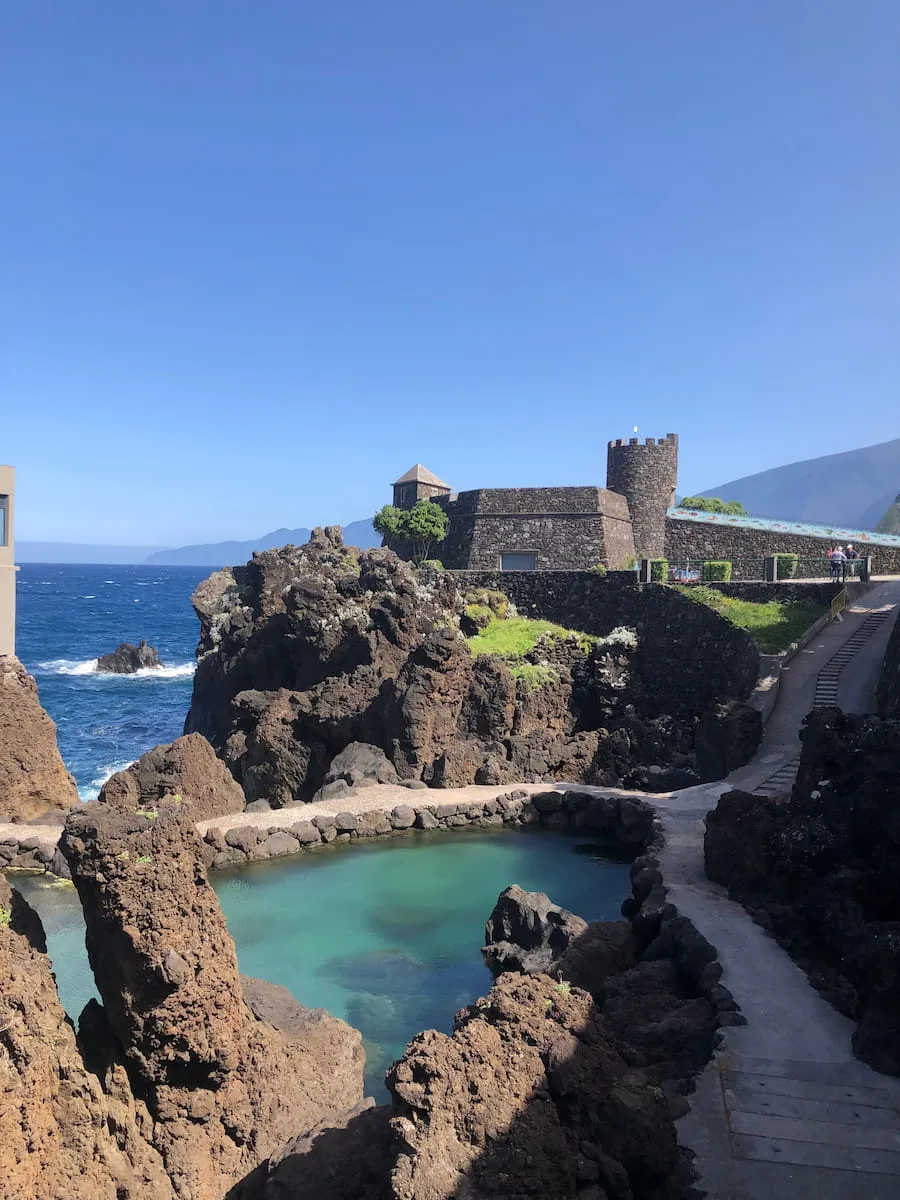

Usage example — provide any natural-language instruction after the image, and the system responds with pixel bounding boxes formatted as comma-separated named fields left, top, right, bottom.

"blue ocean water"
left=15, top=563, right=208, bottom=798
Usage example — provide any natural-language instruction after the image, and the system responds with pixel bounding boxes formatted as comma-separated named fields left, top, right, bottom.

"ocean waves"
left=77, top=758, right=137, bottom=802
left=37, top=659, right=196, bottom=680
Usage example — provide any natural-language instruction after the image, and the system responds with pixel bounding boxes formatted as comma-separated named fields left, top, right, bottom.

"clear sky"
left=3, top=1, right=898, bottom=545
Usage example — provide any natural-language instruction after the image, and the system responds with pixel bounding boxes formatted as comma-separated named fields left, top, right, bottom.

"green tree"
left=373, top=500, right=449, bottom=564
left=373, top=504, right=405, bottom=540
left=679, top=495, right=748, bottom=516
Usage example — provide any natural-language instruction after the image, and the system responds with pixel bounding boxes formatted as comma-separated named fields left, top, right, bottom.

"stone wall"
left=438, top=487, right=635, bottom=570
left=606, top=436, right=678, bottom=560
left=666, top=516, right=900, bottom=579
left=878, top=611, right=900, bottom=718
left=456, top=571, right=760, bottom=718
left=705, top=581, right=843, bottom=605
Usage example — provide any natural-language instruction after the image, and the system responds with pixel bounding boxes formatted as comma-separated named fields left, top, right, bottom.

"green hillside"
left=876, top=497, right=900, bottom=534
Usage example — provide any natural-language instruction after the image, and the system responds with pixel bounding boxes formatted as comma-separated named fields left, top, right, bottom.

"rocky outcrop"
left=229, top=1101, right=394, bottom=1200
left=185, top=529, right=757, bottom=805
left=0, top=874, right=176, bottom=1200
left=387, top=972, right=681, bottom=1200
left=877, top=606, right=900, bottom=718
left=59, top=800, right=365, bottom=1199
left=0, top=654, right=78, bottom=822
left=482, top=879, right=721, bottom=1090
left=99, top=732, right=246, bottom=821
left=97, top=640, right=163, bottom=673
left=483, top=883, right=588, bottom=975
left=311, top=741, right=399, bottom=803
left=705, top=706, right=900, bottom=1074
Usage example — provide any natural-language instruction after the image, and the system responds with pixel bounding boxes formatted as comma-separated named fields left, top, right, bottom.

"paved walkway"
left=660, top=578, right=900, bottom=1197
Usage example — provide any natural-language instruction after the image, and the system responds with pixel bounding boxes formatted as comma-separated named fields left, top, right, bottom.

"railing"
left=831, top=588, right=848, bottom=620
left=665, top=558, right=768, bottom=583
left=794, top=557, right=865, bottom=581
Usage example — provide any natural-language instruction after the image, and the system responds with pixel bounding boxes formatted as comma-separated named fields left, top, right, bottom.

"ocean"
left=16, top=563, right=209, bottom=798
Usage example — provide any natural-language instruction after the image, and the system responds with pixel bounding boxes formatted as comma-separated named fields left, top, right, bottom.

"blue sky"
left=3, top=2, right=898, bottom=545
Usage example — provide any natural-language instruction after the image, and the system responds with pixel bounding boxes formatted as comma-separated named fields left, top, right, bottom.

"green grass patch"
left=507, top=662, right=558, bottom=690
left=674, top=587, right=827, bottom=654
left=466, top=616, right=596, bottom=659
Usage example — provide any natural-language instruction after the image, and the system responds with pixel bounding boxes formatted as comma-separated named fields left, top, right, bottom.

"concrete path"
left=660, top=579, right=900, bottom=1197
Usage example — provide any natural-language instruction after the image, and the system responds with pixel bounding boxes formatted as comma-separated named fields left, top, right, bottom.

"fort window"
left=0, top=495, right=7, bottom=547
left=500, top=552, right=537, bottom=571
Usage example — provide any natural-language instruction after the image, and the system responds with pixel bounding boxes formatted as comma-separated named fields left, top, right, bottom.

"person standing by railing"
left=845, top=544, right=859, bottom=579
left=829, top=545, right=846, bottom=582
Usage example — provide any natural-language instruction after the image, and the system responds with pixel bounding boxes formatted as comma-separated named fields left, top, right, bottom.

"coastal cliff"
left=0, top=654, right=78, bottom=822
left=1, top=800, right=365, bottom=1200
left=184, top=528, right=759, bottom=806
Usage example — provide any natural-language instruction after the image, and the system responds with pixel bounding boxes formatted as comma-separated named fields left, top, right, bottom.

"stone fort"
left=390, top=435, right=900, bottom=576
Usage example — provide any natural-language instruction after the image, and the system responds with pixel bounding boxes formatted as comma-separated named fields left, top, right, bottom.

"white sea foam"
left=133, top=663, right=196, bottom=679
left=78, top=758, right=136, bottom=802
left=38, top=658, right=101, bottom=675
left=37, top=658, right=195, bottom=679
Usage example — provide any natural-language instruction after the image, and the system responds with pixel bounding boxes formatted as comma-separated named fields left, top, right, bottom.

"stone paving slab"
left=731, top=1132, right=900, bottom=1175
left=725, top=1087, right=900, bottom=1127
left=726, top=1071, right=900, bottom=1111
left=731, top=1109, right=900, bottom=1153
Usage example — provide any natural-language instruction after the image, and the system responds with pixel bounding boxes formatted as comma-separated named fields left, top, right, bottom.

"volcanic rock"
left=0, top=874, right=175, bottom=1199
left=97, top=639, right=163, bottom=673
left=483, top=884, right=588, bottom=975
left=386, top=972, right=680, bottom=1200
left=705, top=707, right=900, bottom=1074
left=0, top=654, right=78, bottom=822
left=60, top=800, right=365, bottom=1199
left=323, top=741, right=399, bottom=789
left=99, top=732, right=245, bottom=820
left=184, top=529, right=757, bottom=803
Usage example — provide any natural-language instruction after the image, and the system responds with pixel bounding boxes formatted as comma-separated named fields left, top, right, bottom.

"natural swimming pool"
left=13, top=826, right=632, bottom=1099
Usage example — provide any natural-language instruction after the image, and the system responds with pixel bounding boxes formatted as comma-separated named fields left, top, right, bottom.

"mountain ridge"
left=699, top=436, right=900, bottom=529
left=143, top=518, right=379, bottom=566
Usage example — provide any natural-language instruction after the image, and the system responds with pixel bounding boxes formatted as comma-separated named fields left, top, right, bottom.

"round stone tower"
left=606, top=434, right=679, bottom=559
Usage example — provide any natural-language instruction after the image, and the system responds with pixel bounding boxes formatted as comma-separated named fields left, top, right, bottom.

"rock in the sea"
left=386, top=971, right=680, bottom=1200
left=0, top=874, right=175, bottom=1199
left=99, top=732, right=246, bottom=820
left=60, top=800, right=365, bottom=1199
left=96, top=639, right=163, bottom=673
left=483, top=884, right=588, bottom=975
left=0, top=654, right=78, bottom=822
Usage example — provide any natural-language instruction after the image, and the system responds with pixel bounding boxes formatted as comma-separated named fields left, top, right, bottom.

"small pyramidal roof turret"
left=392, top=464, right=450, bottom=489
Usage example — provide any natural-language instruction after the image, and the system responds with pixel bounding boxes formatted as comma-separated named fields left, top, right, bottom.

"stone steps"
left=812, top=610, right=892, bottom=707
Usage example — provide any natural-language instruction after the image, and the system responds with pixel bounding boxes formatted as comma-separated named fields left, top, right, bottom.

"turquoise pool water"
left=12, top=827, right=632, bottom=1099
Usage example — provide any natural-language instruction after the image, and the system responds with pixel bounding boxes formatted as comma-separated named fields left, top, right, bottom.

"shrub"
left=774, top=553, right=799, bottom=580
left=464, top=588, right=512, bottom=620
left=421, top=559, right=444, bottom=571
left=590, top=562, right=608, bottom=576
left=649, top=558, right=668, bottom=582
left=373, top=500, right=449, bottom=564
left=680, top=496, right=748, bottom=516
left=462, top=603, right=493, bottom=634
left=702, top=560, right=733, bottom=582
left=0, top=905, right=10, bottom=926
